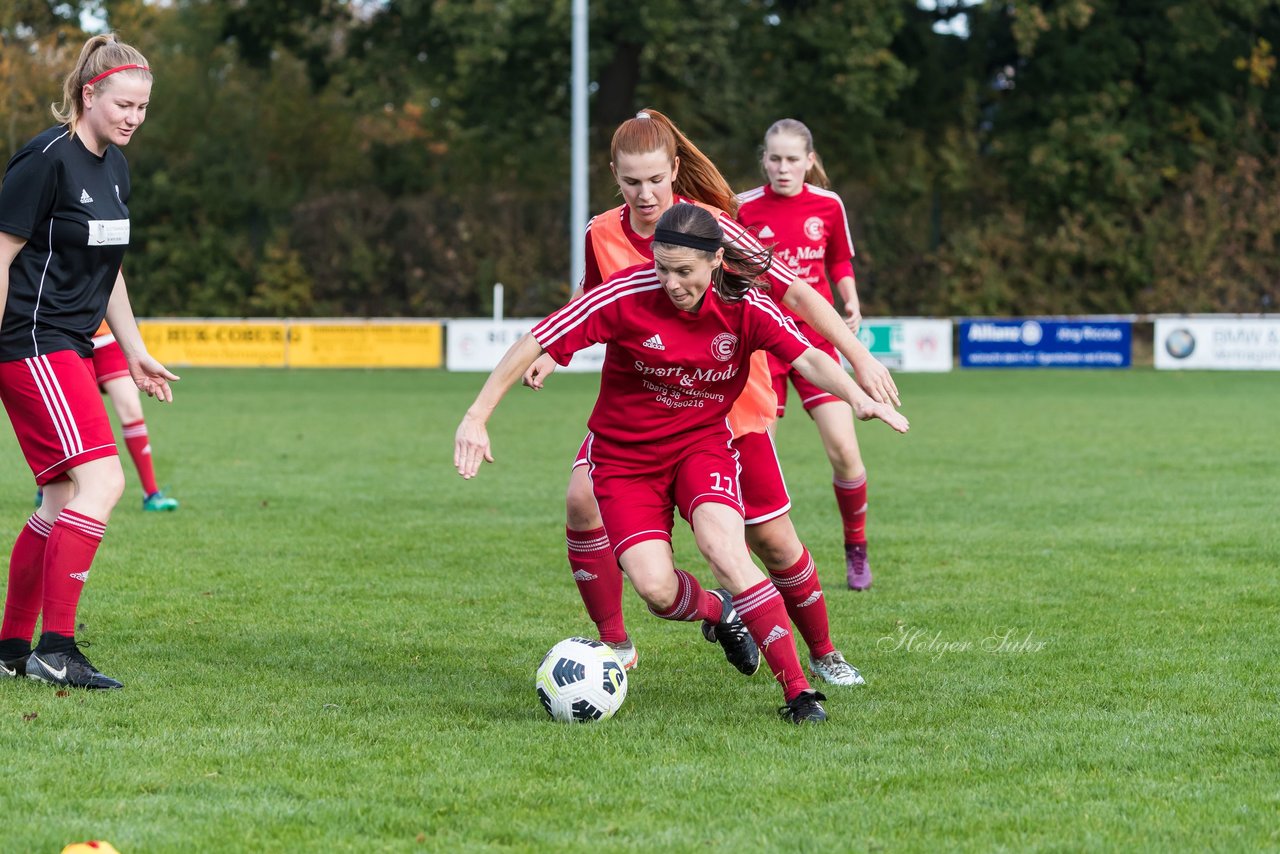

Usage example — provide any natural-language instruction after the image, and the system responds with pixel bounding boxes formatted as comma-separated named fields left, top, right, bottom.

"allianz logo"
left=968, top=321, right=1043, bottom=346
left=968, top=321, right=1123, bottom=346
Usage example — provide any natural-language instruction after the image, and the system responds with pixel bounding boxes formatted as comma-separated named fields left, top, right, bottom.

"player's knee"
left=827, top=442, right=863, bottom=475
left=565, top=471, right=601, bottom=529
left=749, top=534, right=795, bottom=571
left=629, top=571, right=676, bottom=611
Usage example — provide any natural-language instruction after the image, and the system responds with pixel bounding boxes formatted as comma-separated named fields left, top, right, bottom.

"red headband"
left=86, top=64, right=150, bottom=87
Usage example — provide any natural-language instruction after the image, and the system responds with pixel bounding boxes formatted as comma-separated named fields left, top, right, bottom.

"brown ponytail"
left=653, top=205, right=773, bottom=303
left=610, top=108, right=739, bottom=215
left=52, top=34, right=152, bottom=130
left=761, top=118, right=831, bottom=189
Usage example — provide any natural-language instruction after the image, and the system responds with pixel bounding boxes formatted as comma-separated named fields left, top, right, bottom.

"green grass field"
left=1, top=367, right=1276, bottom=852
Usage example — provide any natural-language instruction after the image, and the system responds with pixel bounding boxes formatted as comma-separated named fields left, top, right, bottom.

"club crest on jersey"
left=711, top=333, right=739, bottom=362
left=804, top=216, right=825, bottom=241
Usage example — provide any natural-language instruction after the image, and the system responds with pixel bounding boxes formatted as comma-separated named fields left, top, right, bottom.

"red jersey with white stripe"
left=532, top=263, right=810, bottom=461
left=580, top=198, right=795, bottom=437
left=581, top=196, right=797, bottom=300
left=735, top=183, right=855, bottom=308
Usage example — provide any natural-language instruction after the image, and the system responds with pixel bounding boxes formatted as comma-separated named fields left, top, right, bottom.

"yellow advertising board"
left=287, top=322, right=443, bottom=368
left=137, top=319, right=443, bottom=368
left=140, top=321, right=287, bottom=367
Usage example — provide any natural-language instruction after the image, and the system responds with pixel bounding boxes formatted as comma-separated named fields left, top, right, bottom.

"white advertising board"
left=1154, top=317, right=1280, bottom=370
left=446, top=319, right=606, bottom=372
left=843, top=318, right=953, bottom=372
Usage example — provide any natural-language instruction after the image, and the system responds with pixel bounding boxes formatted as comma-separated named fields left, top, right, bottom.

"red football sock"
left=768, top=547, right=835, bottom=659
left=649, top=568, right=722, bottom=622
left=1, top=515, right=53, bottom=644
left=833, top=473, right=868, bottom=545
left=40, top=510, right=106, bottom=638
left=567, top=527, right=628, bottom=644
left=733, top=579, right=811, bottom=701
left=122, top=419, right=160, bottom=496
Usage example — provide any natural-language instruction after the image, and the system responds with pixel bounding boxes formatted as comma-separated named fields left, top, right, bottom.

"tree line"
left=2, top=0, right=1277, bottom=319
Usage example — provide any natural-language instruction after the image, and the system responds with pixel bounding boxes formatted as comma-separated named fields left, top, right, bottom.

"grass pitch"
left=0, top=367, right=1276, bottom=852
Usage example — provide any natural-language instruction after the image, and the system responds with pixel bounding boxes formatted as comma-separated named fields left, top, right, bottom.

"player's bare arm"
left=457, top=332, right=546, bottom=478
left=790, top=348, right=909, bottom=434
left=780, top=279, right=900, bottom=406
left=522, top=286, right=584, bottom=390
left=104, top=270, right=179, bottom=402
left=0, top=232, right=29, bottom=335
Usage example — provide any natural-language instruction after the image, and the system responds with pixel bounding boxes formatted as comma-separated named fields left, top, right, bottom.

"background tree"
left=0, top=0, right=1275, bottom=318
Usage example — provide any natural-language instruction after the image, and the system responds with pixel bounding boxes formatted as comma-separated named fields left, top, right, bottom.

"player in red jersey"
left=89, top=322, right=179, bottom=511
left=37, top=321, right=179, bottom=513
left=522, top=109, right=900, bottom=685
left=458, top=205, right=909, bottom=722
left=0, top=35, right=178, bottom=689
left=737, top=118, right=879, bottom=590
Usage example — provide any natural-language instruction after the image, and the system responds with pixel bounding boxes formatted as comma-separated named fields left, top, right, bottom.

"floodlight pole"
left=570, top=0, right=588, bottom=291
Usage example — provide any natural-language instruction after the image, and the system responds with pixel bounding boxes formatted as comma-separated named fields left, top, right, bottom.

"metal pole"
left=570, top=0, right=588, bottom=291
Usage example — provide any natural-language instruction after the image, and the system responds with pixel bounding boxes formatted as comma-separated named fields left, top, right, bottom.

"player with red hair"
left=523, top=109, right=900, bottom=688
left=459, top=204, right=908, bottom=722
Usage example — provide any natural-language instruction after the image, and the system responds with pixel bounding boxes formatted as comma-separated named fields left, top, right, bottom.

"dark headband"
left=653, top=228, right=722, bottom=253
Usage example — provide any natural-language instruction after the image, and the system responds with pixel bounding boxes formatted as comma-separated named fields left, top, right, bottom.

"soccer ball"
left=535, top=637, right=628, bottom=723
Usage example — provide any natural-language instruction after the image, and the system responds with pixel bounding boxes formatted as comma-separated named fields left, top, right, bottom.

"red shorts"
left=0, top=351, right=119, bottom=485
left=91, top=337, right=131, bottom=385
left=768, top=336, right=839, bottom=417
left=733, top=429, right=791, bottom=525
left=586, top=433, right=743, bottom=558
left=571, top=435, right=589, bottom=470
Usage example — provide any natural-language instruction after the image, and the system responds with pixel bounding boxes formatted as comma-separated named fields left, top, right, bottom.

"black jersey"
left=0, top=126, right=133, bottom=361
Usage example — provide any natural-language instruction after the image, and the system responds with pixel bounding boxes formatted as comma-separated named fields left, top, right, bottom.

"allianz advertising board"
left=959, top=320, right=1131, bottom=368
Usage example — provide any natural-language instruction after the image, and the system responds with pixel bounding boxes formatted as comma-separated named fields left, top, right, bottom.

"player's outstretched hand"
left=521, top=353, right=559, bottom=390
left=129, top=355, right=179, bottom=402
left=853, top=353, right=900, bottom=407
left=853, top=400, right=909, bottom=434
left=454, top=415, right=495, bottom=478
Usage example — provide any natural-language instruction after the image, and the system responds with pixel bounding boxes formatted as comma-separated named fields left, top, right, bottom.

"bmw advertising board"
left=959, top=319, right=1131, bottom=368
left=1154, top=317, right=1280, bottom=370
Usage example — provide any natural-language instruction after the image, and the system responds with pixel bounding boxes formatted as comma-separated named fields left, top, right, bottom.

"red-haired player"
left=458, top=205, right=909, bottom=722
left=737, top=119, right=878, bottom=590
left=523, top=109, right=900, bottom=686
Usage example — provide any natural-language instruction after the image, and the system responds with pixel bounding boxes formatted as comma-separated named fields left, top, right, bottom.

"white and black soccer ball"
left=535, top=637, right=628, bottom=723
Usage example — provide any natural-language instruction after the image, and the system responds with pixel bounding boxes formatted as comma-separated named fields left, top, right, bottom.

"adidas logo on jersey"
left=572, top=569, right=598, bottom=582
left=758, top=225, right=775, bottom=239
left=642, top=334, right=666, bottom=350
left=761, top=624, right=790, bottom=648
left=797, top=590, right=823, bottom=608
left=80, top=189, right=94, bottom=204
left=70, top=571, right=90, bottom=582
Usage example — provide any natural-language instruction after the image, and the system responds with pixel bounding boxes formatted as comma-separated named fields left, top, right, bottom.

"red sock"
left=122, top=419, right=160, bottom=495
left=649, top=569, right=722, bottom=622
left=40, top=510, right=106, bottom=638
left=768, top=548, right=835, bottom=659
left=833, top=473, right=868, bottom=545
left=1, top=515, right=53, bottom=643
left=567, top=527, right=627, bottom=643
left=733, top=580, right=810, bottom=701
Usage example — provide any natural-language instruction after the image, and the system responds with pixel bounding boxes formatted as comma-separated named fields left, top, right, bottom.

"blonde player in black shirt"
left=0, top=34, right=177, bottom=689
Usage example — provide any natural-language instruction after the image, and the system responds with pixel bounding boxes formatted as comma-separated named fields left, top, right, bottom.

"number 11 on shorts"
left=709, top=471, right=738, bottom=497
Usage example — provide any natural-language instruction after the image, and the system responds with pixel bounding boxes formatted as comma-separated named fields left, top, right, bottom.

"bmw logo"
left=1165, top=328, right=1195, bottom=359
